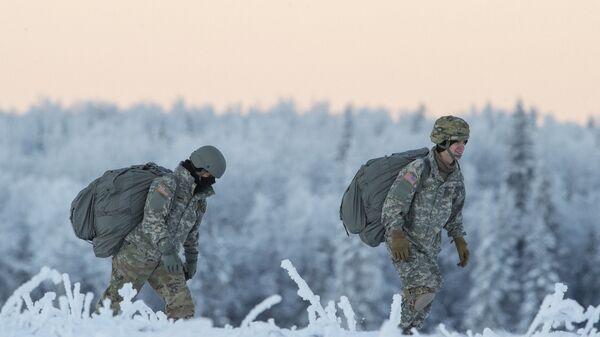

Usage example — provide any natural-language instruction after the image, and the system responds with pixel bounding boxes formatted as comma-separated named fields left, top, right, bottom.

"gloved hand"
left=184, top=256, right=197, bottom=280
left=454, top=237, right=469, bottom=267
left=389, top=230, right=411, bottom=262
left=159, top=241, right=183, bottom=274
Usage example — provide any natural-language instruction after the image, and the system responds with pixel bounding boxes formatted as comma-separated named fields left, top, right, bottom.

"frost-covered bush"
left=2, top=263, right=599, bottom=337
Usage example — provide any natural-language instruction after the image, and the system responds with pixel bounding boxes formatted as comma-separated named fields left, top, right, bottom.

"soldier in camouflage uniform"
left=382, top=116, right=470, bottom=334
left=96, top=145, right=226, bottom=320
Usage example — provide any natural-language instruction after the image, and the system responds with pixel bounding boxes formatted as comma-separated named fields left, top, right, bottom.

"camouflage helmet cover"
left=190, top=145, right=226, bottom=178
left=430, top=116, right=470, bottom=145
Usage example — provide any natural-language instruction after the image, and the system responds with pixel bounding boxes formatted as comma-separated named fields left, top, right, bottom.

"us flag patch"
left=403, top=172, right=418, bottom=186
left=156, top=184, right=172, bottom=198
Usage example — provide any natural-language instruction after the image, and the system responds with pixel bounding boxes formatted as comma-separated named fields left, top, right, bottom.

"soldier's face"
left=449, top=140, right=467, bottom=160
left=198, top=169, right=214, bottom=179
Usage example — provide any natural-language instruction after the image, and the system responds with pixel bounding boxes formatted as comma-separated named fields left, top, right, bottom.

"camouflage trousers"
left=386, top=237, right=442, bottom=331
left=96, top=241, right=194, bottom=320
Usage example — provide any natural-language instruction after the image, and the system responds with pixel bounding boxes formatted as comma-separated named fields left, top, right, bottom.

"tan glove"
left=389, top=230, right=411, bottom=262
left=454, top=237, right=469, bottom=267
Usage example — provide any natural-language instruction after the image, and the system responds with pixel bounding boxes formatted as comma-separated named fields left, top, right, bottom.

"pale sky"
left=1, top=0, right=599, bottom=124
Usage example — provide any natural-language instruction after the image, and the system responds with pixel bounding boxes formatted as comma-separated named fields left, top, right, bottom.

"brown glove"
left=389, top=230, right=411, bottom=262
left=454, top=237, right=469, bottom=267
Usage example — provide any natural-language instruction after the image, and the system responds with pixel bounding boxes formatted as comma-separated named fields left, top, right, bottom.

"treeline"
left=0, top=100, right=598, bottom=332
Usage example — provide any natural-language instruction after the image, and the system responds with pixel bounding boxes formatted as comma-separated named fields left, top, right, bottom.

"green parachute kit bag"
left=70, top=163, right=171, bottom=258
left=339, top=148, right=430, bottom=247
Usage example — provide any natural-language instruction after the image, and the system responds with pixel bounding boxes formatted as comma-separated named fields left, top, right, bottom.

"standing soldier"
left=96, top=145, right=226, bottom=320
left=382, top=116, right=470, bottom=334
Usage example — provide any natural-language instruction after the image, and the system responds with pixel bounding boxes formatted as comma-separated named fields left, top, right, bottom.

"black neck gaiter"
left=181, top=160, right=215, bottom=194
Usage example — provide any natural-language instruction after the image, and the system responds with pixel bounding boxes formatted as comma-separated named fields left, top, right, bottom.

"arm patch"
left=156, top=183, right=173, bottom=198
left=148, top=183, right=172, bottom=210
left=392, top=179, right=415, bottom=200
left=403, top=172, right=418, bottom=187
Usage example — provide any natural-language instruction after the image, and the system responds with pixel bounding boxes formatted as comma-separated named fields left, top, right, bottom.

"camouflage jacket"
left=125, top=165, right=215, bottom=261
left=382, top=148, right=466, bottom=256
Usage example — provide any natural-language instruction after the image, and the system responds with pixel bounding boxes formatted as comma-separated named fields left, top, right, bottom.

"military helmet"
left=430, top=116, right=470, bottom=145
left=189, top=145, right=226, bottom=178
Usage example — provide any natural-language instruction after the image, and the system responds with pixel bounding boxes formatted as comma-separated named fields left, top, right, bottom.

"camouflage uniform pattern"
left=98, top=165, right=214, bottom=319
left=98, top=241, right=195, bottom=318
left=382, top=148, right=466, bottom=330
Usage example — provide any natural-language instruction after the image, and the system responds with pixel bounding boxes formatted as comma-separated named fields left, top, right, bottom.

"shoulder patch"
left=156, top=183, right=173, bottom=198
left=403, top=172, right=418, bottom=187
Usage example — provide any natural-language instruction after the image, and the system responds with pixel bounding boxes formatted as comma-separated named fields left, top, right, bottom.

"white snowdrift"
left=0, top=260, right=598, bottom=337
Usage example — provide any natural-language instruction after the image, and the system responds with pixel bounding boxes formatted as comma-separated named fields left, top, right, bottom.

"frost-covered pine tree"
left=506, top=102, right=535, bottom=215
left=336, top=108, right=353, bottom=163
left=467, top=103, right=537, bottom=332
left=410, top=104, right=426, bottom=132
left=515, top=109, right=561, bottom=330
left=465, top=190, right=517, bottom=331
left=520, top=173, right=561, bottom=329
left=590, top=116, right=600, bottom=148
left=572, top=226, right=600, bottom=308
left=506, top=103, right=538, bottom=331
left=0, top=221, right=33, bottom=303
left=586, top=115, right=596, bottom=131
left=333, top=108, right=385, bottom=329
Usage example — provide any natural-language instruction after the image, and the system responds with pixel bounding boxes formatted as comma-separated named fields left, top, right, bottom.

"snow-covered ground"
left=1, top=260, right=598, bottom=337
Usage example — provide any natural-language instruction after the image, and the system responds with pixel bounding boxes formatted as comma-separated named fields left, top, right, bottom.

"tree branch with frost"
left=378, top=293, right=402, bottom=337
left=2, top=267, right=175, bottom=336
left=525, top=283, right=586, bottom=337
left=325, top=300, right=341, bottom=324
left=438, top=323, right=462, bottom=337
left=338, top=296, right=356, bottom=332
left=61, top=273, right=94, bottom=319
left=240, top=295, right=282, bottom=327
left=0, top=267, right=62, bottom=317
left=578, top=305, right=600, bottom=337
left=114, top=283, right=169, bottom=323
left=280, top=259, right=335, bottom=326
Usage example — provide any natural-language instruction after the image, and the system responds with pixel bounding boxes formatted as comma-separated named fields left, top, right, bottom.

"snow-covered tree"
left=520, top=173, right=561, bottom=329
left=465, top=190, right=518, bottom=331
left=573, top=227, right=600, bottom=308
left=465, top=103, right=539, bottom=332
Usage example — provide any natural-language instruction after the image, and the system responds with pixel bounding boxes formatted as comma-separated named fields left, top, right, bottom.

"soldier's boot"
left=399, top=286, right=436, bottom=334
left=399, top=289, right=418, bottom=335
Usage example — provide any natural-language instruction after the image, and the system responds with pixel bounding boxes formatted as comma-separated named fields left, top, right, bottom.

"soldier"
left=382, top=116, right=470, bottom=334
left=96, top=145, right=226, bottom=320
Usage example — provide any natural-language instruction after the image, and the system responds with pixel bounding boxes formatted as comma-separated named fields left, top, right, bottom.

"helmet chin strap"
left=447, top=148, right=457, bottom=164
left=439, top=141, right=458, bottom=165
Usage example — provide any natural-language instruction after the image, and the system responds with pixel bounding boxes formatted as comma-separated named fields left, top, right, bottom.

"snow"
left=1, top=261, right=598, bottom=337
left=378, top=294, right=402, bottom=337
left=240, top=295, right=282, bottom=328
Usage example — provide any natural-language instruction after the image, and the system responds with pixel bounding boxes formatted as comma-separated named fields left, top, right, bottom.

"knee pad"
left=404, top=287, right=436, bottom=312
left=414, top=292, right=435, bottom=311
